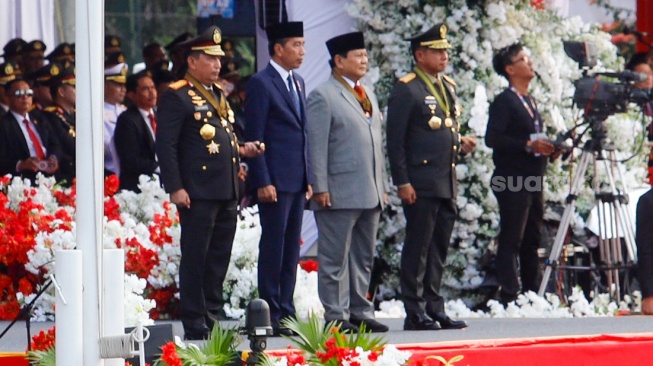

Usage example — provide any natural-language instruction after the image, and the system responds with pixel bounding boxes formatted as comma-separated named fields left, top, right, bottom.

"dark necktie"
left=287, top=74, right=301, bottom=114
left=24, top=119, right=46, bottom=159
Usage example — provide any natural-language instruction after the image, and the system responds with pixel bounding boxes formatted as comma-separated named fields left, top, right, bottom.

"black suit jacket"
left=44, top=105, right=76, bottom=185
left=155, top=79, right=239, bottom=200
left=386, top=72, right=461, bottom=199
left=637, top=189, right=653, bottom=298
left=0, top=110, right=61, bottom=183
left=114, top=106, right=159, bottom=192
left=485, top=88, right=547, bottom=178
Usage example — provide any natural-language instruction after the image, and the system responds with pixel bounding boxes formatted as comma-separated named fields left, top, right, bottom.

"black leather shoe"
left=272, top=325, right=294, bottom=337
left=184, top=324, right=210, bottom=340
left=350, top=317, right=389, bottom=333
left=329, top=319, right=358, bottom=333
left=429, top=312, right=468, bottom=329
left=403, top=313, right=441, bottom=331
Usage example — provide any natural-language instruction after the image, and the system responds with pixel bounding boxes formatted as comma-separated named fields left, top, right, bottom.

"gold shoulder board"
left=442, top=74, right=457, bottom=87
left=399, top=73, right=416, bottom=83
left=44, top=106, right=57, bottom=113
left=169, top=79, right=189, bottom=90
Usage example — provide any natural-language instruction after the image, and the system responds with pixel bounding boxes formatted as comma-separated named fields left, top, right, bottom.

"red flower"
left=299, top=259, right=318, bottom=273
left=160, top=341, right=182, bottom=366
left=104, top=174, right=120, bottom=197
left=29, top=326, right=56, bottom=351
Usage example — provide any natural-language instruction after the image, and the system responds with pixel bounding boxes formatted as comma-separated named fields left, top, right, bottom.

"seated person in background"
left=114, top=71, right=159, bottom=192
left=636, top=188, right=653, bottom=315
left=0, top=78, right=60, bottom=183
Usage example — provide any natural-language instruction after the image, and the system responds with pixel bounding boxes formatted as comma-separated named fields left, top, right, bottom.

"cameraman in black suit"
left=486, top=43, right=559, bottom=305
left=155, top=26, right=263, bottom=340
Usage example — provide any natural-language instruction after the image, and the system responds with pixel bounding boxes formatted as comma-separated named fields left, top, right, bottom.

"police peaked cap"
left=178, top=26, right=225, bottom=56
left=407, top=23, right=452, bottom=50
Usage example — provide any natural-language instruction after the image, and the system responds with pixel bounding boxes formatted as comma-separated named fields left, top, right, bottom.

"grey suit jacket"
left=306, top=76, right=388, bottom=210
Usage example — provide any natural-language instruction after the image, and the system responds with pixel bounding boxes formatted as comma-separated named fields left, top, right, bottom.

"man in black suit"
left=43, top=64, right=76, bottom=186
left=155, top=26, right=263, bottom=340
left=114, top=71, right=159, bottom=192
left=636, top=189, right=653, bottom=315
left=0, top=78, right=60, bottom=183
left=386, top=24, right=475, bottom=331
left=486, top=43, right=558, bottom=305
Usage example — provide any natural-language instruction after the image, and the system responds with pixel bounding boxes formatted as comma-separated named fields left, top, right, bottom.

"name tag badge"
left=194, top=105, right=209, bottom=112
left=424, top=96, right=438, bottom=106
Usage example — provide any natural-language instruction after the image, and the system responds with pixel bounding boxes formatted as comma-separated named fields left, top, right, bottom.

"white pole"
left=55, top=250, right=83, bottom=366
left=103, top=249, right=125, bottom=366
left=76, top=0, right=105, bottom=364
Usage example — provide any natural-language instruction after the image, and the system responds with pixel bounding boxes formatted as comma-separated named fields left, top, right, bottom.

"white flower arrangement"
left=348, top=0, right=649, bottom=307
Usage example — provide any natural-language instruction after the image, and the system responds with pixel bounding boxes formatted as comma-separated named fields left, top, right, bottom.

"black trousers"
left=178, top=199, right=237, bottom=329
left=494, top=189, right=543, bottom=297
left=401, top=196, right=456, bottom=316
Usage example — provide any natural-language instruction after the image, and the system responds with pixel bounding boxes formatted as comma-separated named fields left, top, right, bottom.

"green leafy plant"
left=154, top=324, right=241, bottom=366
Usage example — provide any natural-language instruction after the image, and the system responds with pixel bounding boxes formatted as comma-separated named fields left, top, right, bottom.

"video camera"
left=564, top=41, right=653, bottom=119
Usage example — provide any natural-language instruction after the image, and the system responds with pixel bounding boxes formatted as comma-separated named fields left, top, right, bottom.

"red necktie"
left=23, top=119, right=46, bottom=159
left=148, top=113, right=157, bottom=134
left=354, top=84, right=366, bottom=99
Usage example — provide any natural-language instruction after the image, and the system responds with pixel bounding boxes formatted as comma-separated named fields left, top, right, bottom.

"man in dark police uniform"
left=386, top=24, right=476, bottom=331
left=155, top=26, right=263, bottom=340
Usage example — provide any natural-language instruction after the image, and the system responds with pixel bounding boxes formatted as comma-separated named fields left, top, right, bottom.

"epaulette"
left=169, top=79, right=189, bottom=90
left=399, top=73, right=416, bottom=83
left=44, top=106, right=58, bottom=113
left=442, top=74, right=457, bottom=87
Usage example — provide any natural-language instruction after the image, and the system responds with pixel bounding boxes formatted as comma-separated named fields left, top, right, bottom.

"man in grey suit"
left=306, top=32, right=389, bottom=333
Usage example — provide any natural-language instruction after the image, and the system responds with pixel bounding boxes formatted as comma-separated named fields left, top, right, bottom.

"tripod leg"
left=538, top=150, right=593, bottom=296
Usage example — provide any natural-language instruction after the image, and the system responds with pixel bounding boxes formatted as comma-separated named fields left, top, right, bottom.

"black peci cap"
left=326, top=32, right=365, bottom=57
left=178, top=26, right=225, bottom=56
left=105, top=35, right=122, bottom=53
left=265, top=21, right=304, bottom=41
left=407, top=23, right=452, bottom=50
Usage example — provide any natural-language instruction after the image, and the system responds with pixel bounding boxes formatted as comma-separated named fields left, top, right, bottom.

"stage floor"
left=2, top=316, right=653, bottom=353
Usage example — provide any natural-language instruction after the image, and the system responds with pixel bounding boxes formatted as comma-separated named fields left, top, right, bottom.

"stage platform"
left=2, top=317, right=653, bottom=365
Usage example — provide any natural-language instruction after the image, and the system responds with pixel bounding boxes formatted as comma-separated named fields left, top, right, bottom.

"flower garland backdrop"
left=346, top=0, right=648, bottom=306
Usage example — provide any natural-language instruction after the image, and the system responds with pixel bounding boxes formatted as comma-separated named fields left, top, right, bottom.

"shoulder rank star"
left=207, top=140, right=220, bottom=154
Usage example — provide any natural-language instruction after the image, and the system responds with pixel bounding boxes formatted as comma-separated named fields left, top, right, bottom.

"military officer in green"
left=386, top=24, right=476, bottom=331
left=43, top=64, right=76, bottom=185
left=155, top=26, right=263, bottom=340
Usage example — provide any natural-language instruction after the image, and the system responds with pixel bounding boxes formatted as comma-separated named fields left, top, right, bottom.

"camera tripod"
left=538, top=124, right=637, bottom=300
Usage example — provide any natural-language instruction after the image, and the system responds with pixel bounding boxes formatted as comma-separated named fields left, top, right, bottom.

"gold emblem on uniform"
left=50, top=64, right=60, bottom=76
left=207, top=140, right=220, bottom=154
left=207, top=111, right=213, bottom=118
left=199, top=123, right=216, bottom=140
left=69, top=127, right=76, bottom=138
left=221, top=119, right=228, bottom=128
left=227, top=109, right=235, bottom=123
left=440, top=25, right=447, bottom=39
left=428, top=116, right=442, bottom=130
left=213, top=28, right=222, bottom=44
left=188, top=90, right=196, bottom=96
left=5, top=64, right=13, bottom=75
left=444, top=117, right=453, bottom=128
left=454, top=103, right=462, bottom=118
left=194, top=112, right=201, bottom=120
left=192, top=99, right=207, bottom=106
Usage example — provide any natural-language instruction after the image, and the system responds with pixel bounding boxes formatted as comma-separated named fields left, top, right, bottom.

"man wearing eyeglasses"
left=486, top=43, right=559, bottom=305
left=0, top=78, right=61, bottom=183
